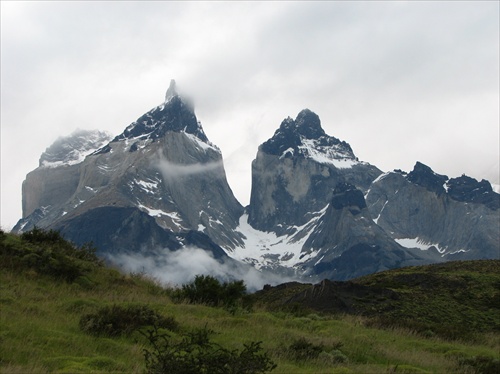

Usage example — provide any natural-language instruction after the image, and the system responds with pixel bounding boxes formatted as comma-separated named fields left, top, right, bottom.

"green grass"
left=1, top=230, right=499, bottom=373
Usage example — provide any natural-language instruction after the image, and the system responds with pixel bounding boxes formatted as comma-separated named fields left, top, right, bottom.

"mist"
left=106, top=246, right=299, bottom=292
left=156, top=157, right=225, bottom=181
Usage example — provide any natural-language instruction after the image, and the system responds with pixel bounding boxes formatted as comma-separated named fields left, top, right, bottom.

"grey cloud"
left=1, top=1, right=498, bottom=229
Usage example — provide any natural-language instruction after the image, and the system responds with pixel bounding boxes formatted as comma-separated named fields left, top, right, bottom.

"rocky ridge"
left=365, top=163, right=500, bottom=259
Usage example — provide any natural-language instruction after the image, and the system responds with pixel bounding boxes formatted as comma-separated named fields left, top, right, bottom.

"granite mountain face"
left=14, top=81, right=244, bottom=260
left=365, top=162, right=500, bottom=260
left=229, top=112, right=442, bottom=279
left=14, top=82, right=500, bottom=282
left=247, top=109, right=382, bottom=234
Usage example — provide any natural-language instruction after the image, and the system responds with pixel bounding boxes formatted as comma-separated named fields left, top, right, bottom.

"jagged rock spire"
left=165, top=79, right=177, bottom=102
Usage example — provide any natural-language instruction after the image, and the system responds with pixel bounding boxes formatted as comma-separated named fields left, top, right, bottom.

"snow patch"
left=373, top=200, right=388, bottom=224
left=279, top=147, right=295, bottom=159
left=73, top=200, right=85, bottom=209
left=183, top=131, right=220, bottom=153
left=137, top=204, right=168, bottom=217
left=137, top=204, right=185, bottom=229
left=134, top=179, right=159, bottom=194
left=227, top=205, right=328, bottom=269
left=395, top=237, right=447, bottom=253
left=372, top=172, right=392, bottom=185
left=298, top=138, right=359, bottom=168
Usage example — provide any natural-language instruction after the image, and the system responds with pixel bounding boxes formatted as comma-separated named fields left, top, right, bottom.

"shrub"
left=287, top=337, right=348, bottom=364
left=79, top=304, right=178, bottom=337
left=1, top=227, right=102, bottom=281
left=142, top=324, right=276, bottom=374
left=172, top=275, right=251, bottom=311
left=288, top=337, right=323, bottom=361
left=21, top=226, right=65, bottom=244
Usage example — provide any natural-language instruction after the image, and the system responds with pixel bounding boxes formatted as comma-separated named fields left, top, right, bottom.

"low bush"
left=1, top=227, right=102, bottom=282
left=142, top=324, right=276, bottom=374
left=288, top=337, right=323, bottom=361
left=172, top=275, right=253, bottom=311
left=21, top=227, right=66, bottom=245
left=287, top=337, right=347, bottom=364
left=79, top=304, right=178, bottom=337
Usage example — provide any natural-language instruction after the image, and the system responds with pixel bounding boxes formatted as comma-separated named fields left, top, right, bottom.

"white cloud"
left=156, top=158, right=225, bottom=181
left=106, top=246, right=295, bottom=292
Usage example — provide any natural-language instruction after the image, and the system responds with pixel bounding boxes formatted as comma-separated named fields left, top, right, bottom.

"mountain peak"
left=40, top=129, right=112, bottom=168
left=165, top=79, right=178, bottom=102
left=112, top=81, right=208, bottom=143
left=407, top=162, right=448, bottom=195
left=295, top=109, right=325, bottom=139
left=260, top=109, right=356, bottom=164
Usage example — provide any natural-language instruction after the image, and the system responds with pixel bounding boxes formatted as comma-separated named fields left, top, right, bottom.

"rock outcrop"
left=365, top=163, right=500, bottom=260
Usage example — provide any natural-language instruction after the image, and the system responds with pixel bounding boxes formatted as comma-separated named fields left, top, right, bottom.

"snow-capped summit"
left=261, top=109, right=356, bottom=167
left=248, top=109, right=381, bottom=233
left=40, top=129, right=112, bottom=168
left=112, top=80, right=208, bottom=144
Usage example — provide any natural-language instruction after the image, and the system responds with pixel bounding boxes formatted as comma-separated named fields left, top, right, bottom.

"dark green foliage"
left=459, top=355, right=500, bottom=374
left=79, top=304, right=179, bottom=337
left=253, top=261, right=500, bottom=341
left=0, top=228, right=6, bottom=242
left=142, top=324, right=276, bottom=374
left=1, top=227, right=102, bottom=282
left=172, top=275, right=252, bottom=311
left=288, top=338, right=323, bottom=361
left=21, top=226, right=66, bottom=245
left=287, top=337, right=347, bottom=364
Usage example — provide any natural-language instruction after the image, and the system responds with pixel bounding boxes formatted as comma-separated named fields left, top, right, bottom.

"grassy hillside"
left=1, top=229, right=499, bottom=373
left=254, top=260, right=500, bottom=341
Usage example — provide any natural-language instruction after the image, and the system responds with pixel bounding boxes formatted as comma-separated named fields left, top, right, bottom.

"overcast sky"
left=1, top=1, right=499, bottom=230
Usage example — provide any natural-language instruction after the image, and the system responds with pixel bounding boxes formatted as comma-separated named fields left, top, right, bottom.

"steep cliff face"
left=17, top=129, right=112, bottom=231
left=228, top=111, right=416, bottom=278
left=15, top=81, right=244, bottom=252
left=300, top=182, right=438, bottom=280
left=248, top=109, right=382, bottom=234
left=365, top=162, right=500, bottom=259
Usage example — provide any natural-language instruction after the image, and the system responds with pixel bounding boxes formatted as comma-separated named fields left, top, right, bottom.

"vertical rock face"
left=18, top=129, right=112, bottom=229
left=229, top=110, right=413, bottom=278
left=365, top=163, right=500, bottom=260
left=14, top=83, right=244, bottom=253
left=248, top=109, right=382, bottom=234
left=300, top=182, right=435, bottom=280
